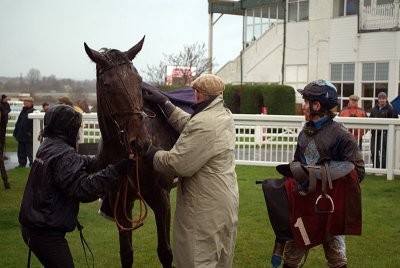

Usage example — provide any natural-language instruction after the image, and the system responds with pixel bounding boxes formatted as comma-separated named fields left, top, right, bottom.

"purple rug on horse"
left=143, top=82, right=195, bottom=114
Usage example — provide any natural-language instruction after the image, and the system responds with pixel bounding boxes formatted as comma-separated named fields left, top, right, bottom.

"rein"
left=97, top=58, right=150, bottom=231
left=114, top=155, right=148, bottom=231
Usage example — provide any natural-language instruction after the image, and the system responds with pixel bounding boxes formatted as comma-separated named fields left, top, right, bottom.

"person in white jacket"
left=143, top=74, right=239, bottom=268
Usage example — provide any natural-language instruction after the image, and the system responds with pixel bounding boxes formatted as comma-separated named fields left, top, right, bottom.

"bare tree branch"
left=144, top=42, right=214, bottom=86
left=26, top=68, right=41, bottom=89
left=143, top=62, right=166, bottom=86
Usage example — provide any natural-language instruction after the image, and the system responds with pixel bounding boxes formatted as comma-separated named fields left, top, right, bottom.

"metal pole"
left=208, top=13, right=213, bottom=74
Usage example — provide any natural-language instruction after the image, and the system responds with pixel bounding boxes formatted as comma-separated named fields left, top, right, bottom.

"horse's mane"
left=99, top=48, right=131, bottom=65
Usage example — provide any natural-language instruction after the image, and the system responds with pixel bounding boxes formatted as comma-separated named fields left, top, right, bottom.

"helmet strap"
left=309, top=100, right=319, bottom=117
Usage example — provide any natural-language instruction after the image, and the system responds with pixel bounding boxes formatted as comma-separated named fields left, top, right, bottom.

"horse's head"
left=84, top=37, right=151, bottom=157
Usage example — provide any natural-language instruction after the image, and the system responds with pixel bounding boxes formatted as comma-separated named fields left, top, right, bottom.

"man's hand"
left=142, top=145, right=162, bottom=165
left=143, top=87, right=169, bottom=105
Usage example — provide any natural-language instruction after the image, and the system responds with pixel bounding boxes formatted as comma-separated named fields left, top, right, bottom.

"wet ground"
left=4, top=152, right=20, bottom=170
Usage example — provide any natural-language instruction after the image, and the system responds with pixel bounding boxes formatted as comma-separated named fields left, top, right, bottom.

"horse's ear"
left=125, top=36, right=145, bottom=61
left=84, top=42, right=108, bottom=66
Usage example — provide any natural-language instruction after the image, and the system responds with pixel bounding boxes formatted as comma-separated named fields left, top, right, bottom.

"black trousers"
left=22, top=227, right=74, bottom=268
left=370, top=130, right=387, bottom=169
left=17, top=141, right=33, bottom=167
left=0, top=122, right=9, bottom=188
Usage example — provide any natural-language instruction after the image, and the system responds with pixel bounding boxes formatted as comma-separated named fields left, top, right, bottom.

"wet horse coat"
left=84, top=37, right=185, bottom=268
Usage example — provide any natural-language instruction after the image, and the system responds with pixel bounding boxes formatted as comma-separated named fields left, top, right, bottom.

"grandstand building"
left=208, top=0, right=400, bottom=111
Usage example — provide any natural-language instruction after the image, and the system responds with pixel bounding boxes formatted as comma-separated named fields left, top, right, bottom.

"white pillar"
left=208, top=13, right=213, bottom=74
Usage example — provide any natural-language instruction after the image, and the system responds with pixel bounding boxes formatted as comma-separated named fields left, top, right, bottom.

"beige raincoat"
left=154, top=95, right=239, bottom=268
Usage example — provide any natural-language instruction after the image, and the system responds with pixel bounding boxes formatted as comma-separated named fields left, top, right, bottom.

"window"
left=361, top=62, right=389, bottom=112
left=377, top=0, right=394, bottom=5
left=331, top=63, right=355, bottom=110
left=288, top=0, right=309, bottom=22
left=333, top=0, right=358, bottom=17
left=244, top=4, right=284, bottom=46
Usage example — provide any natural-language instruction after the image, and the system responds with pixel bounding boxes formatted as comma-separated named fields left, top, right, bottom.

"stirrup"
left=314, top=194, right=334, bottom=213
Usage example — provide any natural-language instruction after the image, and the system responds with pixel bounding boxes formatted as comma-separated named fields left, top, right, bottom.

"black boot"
left=99, top=194, right=114, bottom=221
left=0, top=160, right=9, bottom=189
left=3, top=180, right=10, bottom=189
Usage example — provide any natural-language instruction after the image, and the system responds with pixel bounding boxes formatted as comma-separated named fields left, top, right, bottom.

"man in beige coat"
left=143, top=74, right=239, bottom=268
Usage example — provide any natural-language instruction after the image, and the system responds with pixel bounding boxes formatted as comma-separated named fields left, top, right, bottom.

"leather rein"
left=98, top=60, right=153, bottom=231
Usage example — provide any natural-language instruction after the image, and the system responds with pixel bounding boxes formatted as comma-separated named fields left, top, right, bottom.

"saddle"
left=277, top=161, right=354, bottom=213
left=262, top=160, right=361, bottom=251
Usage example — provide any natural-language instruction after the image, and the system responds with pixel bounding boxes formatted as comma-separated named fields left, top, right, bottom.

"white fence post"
left=386, top=124, right=395, bottom=180
left=32, top=118, right=41, bottom=160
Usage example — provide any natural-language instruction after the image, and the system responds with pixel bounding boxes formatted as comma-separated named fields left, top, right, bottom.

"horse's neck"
left=94, top=139, right=124, bottom=170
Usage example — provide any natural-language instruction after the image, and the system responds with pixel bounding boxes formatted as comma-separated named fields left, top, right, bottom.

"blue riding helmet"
left=297, top=80, right=339, bottom=110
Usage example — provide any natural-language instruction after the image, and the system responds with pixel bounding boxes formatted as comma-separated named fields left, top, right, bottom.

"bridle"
left=97, top=55, right=153, bottom=231
left=98, top=58, right=155, bottom=156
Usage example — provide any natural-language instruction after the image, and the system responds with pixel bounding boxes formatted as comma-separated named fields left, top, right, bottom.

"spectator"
left=369, top=92, right=398, bottom=169
left=339, top=94, right=367, bottom=148
left=142, top=74, right=239, bottom=268
left=0, top=95, right=11, bottom=158
left=37, top=102, right=50, bottom=142
left=0, top=94, right=10, bottom=189
left=19, top=104, right=133, bottom=268
left=41, top=102, right=49, bottom=113
left=13, top=97, right=35, bottom=167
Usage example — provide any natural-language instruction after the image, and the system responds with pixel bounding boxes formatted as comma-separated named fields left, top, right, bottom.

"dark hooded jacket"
left=19, top=105, right=121, bottom=234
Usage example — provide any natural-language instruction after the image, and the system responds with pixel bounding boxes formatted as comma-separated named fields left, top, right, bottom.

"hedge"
left=223, top=84, right=295, bottom=115
left=261, top=85, right=296, bottom=115
left=153, top=83, right=296, bottom=115
left=224, top=85, right=241, bottom=114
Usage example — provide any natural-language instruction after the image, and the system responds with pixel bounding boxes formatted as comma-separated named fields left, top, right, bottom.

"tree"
left=143, top=61, right=166, bottom=86
left=144, top=42, right=213, bottom=86
left=26, top=68, right=41, bottom=89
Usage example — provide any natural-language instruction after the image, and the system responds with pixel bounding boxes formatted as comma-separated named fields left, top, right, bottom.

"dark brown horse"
left=84, top=37, right=175, bottom=268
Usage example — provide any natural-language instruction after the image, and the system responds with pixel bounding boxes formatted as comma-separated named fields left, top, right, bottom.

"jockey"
left=281, top=80, right=365, bottom=268
left=19, top=104, right=133, bottom=268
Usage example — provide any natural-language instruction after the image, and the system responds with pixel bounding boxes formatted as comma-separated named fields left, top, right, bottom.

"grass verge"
left=0, top=166, right=399, bottom=267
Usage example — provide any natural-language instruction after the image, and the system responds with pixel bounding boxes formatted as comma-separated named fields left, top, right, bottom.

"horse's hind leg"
left=144, top=185, right=173, bottom=268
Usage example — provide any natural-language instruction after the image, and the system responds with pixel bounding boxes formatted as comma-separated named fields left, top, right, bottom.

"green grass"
left=0, top=166, right=399, bottom=267
left=4, top=137, right=17, bottom=152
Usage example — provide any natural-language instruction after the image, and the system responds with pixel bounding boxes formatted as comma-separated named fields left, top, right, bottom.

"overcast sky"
left=0, top=0, right=243, bottom=81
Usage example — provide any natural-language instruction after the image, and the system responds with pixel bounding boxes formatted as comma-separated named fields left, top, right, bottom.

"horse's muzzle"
left=130, top=137, right=151, bottom=156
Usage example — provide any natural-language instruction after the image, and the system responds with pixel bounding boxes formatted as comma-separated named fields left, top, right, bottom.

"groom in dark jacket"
left=19, top=104, right=133, bottom=268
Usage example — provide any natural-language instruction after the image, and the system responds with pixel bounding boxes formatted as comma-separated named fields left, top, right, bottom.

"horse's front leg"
left=119, top=229, right=133, bottom=268
left=143, top=183, right=173, bottom=268
left=113, top=190, right=134, bottom=268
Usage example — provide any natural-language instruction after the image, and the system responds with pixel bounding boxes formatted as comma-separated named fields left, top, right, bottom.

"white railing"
left=233, top=114, right=400, bottom=180
left=360, top=2, right=400, bottom=30
left=27, top=113, right=400, bottom=180
left=28, top=112, right=101, bottom=156
left=5, top=112, right=21, bottom=138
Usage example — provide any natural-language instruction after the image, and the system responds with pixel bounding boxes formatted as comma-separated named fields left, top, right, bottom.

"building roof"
left=208, top=0, right=280, bottom=15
